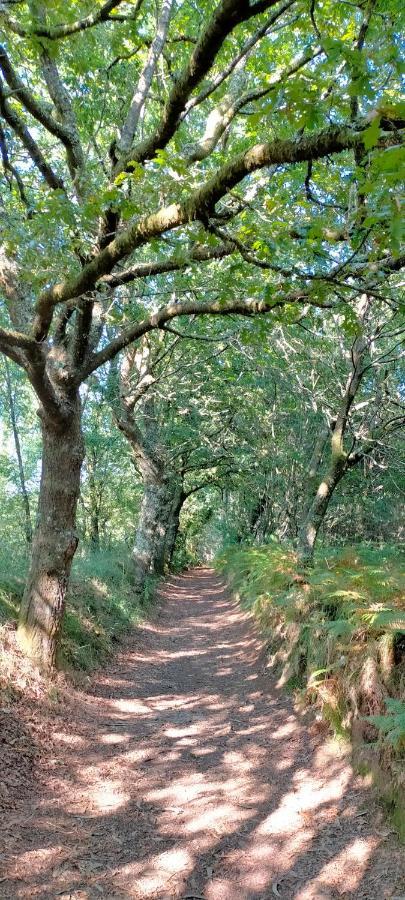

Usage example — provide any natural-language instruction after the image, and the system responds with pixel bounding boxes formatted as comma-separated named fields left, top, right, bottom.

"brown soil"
left=0, top=568, right=404, bottom=899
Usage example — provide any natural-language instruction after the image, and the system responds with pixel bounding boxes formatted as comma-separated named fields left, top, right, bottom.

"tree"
left=297, top=302, right=405, bottom=563
left=186, top=308, right=404, bottom=557
left=114, top=326, right=238, bottom=586
left=0, top=0, right=403, bottom=667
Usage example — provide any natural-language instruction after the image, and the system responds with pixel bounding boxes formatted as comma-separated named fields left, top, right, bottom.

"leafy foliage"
left=367, top=698, right=405, bottom=752
left=0, top=546, right=153, bottom=671
left=218, top=543, right=405, bottom=717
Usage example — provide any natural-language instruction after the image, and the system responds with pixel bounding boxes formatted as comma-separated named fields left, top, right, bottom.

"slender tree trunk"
left=150, top=480, right=174, bottom=575
left=297, top=453, right=347, bottom=566
left=132, top=475, right=167, bottom=591
left=301, top=424, right=330, bottom=519
left=17, top=398, right=84, bottom=669
left=89, top=513, right=100, bottom=551
left=250, top=492, right=267, bottom=542
left=4, top=358, right=33, bottom=545
left=87, top=448, right=102, bottom=550
left=165, top=486, right=185, bottom=566
left=297, top=321, right=369, bottom=566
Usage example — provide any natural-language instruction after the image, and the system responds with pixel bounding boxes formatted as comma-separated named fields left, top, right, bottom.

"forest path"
left=1, top=568, right=403, bottom=899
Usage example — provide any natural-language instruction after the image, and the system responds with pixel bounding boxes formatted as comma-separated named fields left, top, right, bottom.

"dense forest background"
left=0, top=318, right=403, bottom=565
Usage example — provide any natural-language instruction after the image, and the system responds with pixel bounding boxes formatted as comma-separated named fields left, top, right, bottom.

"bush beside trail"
left=217, top=543, right=405, bottom=838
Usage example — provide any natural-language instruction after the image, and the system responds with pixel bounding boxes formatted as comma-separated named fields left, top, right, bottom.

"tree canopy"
left=0, top=0, right=403, bottom=668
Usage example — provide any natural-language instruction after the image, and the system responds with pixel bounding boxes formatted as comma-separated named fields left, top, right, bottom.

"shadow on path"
left=1, top=569, right=403, bottom=899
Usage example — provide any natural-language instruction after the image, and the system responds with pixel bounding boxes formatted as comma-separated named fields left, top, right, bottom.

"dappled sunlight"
left=91, top=780, right=131, bottom=813
left=2, top=569, right=401, bottom=899
left=294, top=838, right=378, bottom=899
left=53, top=731, right=86, bottom=747
left=100, top=732, right=128, bottom=745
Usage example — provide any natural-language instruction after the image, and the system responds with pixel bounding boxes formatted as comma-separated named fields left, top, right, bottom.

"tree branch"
left=115, top=0, right=284, bottom=174
left=0, top=77, right=64, bottom=189
left=0, top=121, right=30, bottom=207
left=186, top=45, right=322, bottom=162
left=32, top=118, right=400, bottom=340
left=116, top=0, right=174, bottom=157
left=100, top=241, right=234, bottom=288
left=0, top=0, right=140, bottom=39
left=0, top=44, right=71, bottom=147
left=181, top=0, right=297, bottom=120
left=78, top=289, right=310, bottom=381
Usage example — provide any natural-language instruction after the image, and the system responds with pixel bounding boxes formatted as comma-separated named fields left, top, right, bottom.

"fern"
left=366, top=699, right=405, bottom=751
left=362, top=608, right=405, bottom=632
left=322, top=618, right=355, bottom=638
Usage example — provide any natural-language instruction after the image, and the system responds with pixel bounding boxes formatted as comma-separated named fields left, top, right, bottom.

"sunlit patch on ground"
left=1, top=569, right=403, bottom=899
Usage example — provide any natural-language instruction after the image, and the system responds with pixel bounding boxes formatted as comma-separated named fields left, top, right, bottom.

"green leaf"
left=363, top=116, right=381, bottom=150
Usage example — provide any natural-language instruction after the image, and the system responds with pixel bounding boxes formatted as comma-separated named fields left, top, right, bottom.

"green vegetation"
left=217, top=543, right=404, bottom=722
left=0, top=548, right=155, bottom=673
left=0, top=0, right=403, bottom=669
left=218, top=542, right=405, bottom=831
left=0, top=0, right=403, bottom=877
left=367, top=698, right=405, bottom=753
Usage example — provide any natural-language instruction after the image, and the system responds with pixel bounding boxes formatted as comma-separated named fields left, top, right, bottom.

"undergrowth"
left=217, top=542, right=405, bottom=835
left=0, top=546, right=155, bottom=674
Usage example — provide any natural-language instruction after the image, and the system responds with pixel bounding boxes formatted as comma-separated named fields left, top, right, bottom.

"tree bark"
left=150, top=480, right=175, bottom=575
left=17, top=398, right=84, bottom=669
left=297, top=453, right=347, bottom=567
left=89, top=513, right=100, bottom=551
left=165, top=485, right=185, bottom=566
left=297, top=320, right=369, bottom=566
left=132, top=474, right=167, bottom=590
left=301, top=424, right=329, bottom=518
left=87, top=449, right=101, bottom=551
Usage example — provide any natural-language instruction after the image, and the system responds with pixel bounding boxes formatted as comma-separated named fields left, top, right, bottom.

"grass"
left=0, top=545, right=156, bottom=673
left=217, top=541, right=405, bottom=836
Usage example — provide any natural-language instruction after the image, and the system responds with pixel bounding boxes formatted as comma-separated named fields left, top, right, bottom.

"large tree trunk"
left=150, top=480, right=175, bottom=575
left=17, top=399, right=84, bottom=670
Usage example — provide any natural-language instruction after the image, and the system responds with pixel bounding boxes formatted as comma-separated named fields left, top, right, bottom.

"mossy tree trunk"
left=132, top=471, right=169, bottom=588
left=17, top=397, right=84, bottom=670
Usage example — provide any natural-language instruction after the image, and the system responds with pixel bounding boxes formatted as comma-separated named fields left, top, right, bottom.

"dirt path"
left=1, top=569, right=404, bottom=899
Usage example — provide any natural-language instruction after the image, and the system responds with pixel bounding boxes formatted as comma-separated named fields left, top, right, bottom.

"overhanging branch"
left=32, top=119, right=399, bottom=340
left=0, top=0, right=140, bottom=39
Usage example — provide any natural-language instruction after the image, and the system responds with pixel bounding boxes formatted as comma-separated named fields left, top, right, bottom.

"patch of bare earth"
left=0, top=569, right=404, bottom=899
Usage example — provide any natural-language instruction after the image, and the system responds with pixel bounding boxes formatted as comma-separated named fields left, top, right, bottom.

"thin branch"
left=0, top=77, right=64, bottom=189
left=116, top=0, right=284, bottom=174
